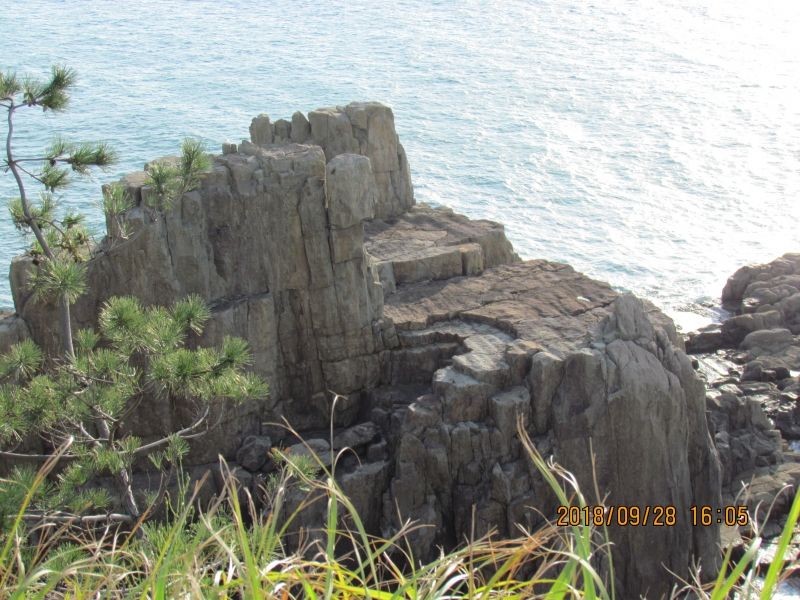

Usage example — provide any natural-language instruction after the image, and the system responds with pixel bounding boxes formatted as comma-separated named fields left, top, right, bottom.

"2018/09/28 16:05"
left=556, top=505, right=750, bottom=527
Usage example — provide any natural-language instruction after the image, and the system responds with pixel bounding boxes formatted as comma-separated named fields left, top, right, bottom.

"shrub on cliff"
left=0, top=294, right=267, bottom=522
left=1, top=66, right=210, bottom=357
left=0, top=66, right=267, bottom=528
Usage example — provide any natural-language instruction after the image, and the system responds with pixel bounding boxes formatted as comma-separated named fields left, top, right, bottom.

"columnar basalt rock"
left=246, top=102, right=413, bottom=220
left=375, top=266, right=720, bottom=598
left=1, top=101, right=725, bottom=598
left=308, top=102, right=414, bottom=219
left=9, top=103, right=407, bottom=427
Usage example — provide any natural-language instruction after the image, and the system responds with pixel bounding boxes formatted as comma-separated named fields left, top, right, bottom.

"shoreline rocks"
left=686, top=254, right=800, bottom=539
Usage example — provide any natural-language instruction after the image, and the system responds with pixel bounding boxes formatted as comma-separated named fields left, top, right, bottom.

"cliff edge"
left=1, top=102, right=721, bottom=598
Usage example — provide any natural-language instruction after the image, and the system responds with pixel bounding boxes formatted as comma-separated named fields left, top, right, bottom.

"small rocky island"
left=1, top=102, right=796, bottom=598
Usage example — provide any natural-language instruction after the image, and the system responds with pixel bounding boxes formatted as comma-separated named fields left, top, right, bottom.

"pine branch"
left=0, top=450, right=78, bottom=462
left=133, top=405, right=211, bottom=456
left=139, top=462, right=177, bottom=521
left=21, top=511, right=133, bottom=525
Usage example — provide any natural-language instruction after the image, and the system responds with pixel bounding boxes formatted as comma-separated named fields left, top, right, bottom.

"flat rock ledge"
left=1, top=102, right=724, bottom=598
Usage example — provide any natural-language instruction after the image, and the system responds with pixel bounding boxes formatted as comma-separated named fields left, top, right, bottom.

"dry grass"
left=0, top=424, right=796, bottom=599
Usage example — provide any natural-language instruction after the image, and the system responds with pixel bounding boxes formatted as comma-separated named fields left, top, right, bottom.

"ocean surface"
left=1, top=1, right=799, bottom=331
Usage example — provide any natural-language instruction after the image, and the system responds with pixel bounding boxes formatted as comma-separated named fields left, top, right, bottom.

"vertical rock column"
left=309, top=102, right=414, bottom=219
left=251, top=101, right=413, bottom=220
left=317, top=153, right=386, bottom=409
left=550, top=295, right=722, bottom=599
left=238, top=142, right=386, bottom=428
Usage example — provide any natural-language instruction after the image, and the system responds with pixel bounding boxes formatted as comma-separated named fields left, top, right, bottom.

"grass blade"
left=760, top=488, right=800, bottom=599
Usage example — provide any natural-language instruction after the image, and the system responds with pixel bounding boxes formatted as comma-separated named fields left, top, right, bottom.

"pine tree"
left=0, top=295, right=267, bottom=522
left=0, top=66, right=268, bottom=526
left=1, top=66, right=114, bottom=358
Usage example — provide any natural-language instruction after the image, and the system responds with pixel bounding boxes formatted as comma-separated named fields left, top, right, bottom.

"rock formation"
left=0, top=101, right=725, bottom=598
left=686, top=254, right=800, bottom=531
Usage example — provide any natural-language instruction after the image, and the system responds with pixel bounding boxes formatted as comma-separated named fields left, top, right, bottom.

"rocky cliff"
left=1, top=101, right=723, bottom=598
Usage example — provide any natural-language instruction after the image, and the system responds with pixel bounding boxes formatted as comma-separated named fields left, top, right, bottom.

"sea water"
left=1, top=0, right=798, bottom=329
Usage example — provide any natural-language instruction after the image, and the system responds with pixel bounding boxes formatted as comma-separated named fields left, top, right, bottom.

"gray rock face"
left=12, top=141, right=387, bottom=457
left=286, top=438, right=332, bottom=467
left=236, top=435, right=273, bottom=472
left=706, top=388, right=782, bottom=487
left=697, top=262, right=798, bottom=363
left=332, top=421, right=379, bottom=450
left=308, top=102, right=413, bottom=219
left=338, top=460, right=390, bottom=531
left=365, top=203, right=519, bottom=288
left=721, top=310, right=784, bottom=347
left=5, top=101, right=724, bottom=599
left=290, top=111, right=310, bottom=143
left=722, top=253, right=800, bottom=331
left=741, top=328, right=794, bottom=352
left=689, top=254, right=800, bottom=537
left=378, top=271, right=719, bottom=598
left=249, top=114, right=273, bottom=145
left=326, top=154, right=377, bottom=229
left=573, top=297, right=721, bottom=595
left=687, top=254, right=800, bottom=355
left=0, top=313, right=29, bottom=353
left=685, top=323, right=725, bottom=353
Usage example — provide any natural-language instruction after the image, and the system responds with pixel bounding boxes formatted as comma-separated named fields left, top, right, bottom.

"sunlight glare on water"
left=1, top=0, right=798, bottom=325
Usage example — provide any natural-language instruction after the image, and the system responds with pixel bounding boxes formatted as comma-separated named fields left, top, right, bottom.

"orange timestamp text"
left=689, top=505, right=749, bottom=527
left=556, top=505, right=750, bottom=527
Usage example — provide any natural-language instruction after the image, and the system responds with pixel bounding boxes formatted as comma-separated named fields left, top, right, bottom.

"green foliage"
left=147, top=435, right=189, bottom=472
left=277, top=447, right=321, bottom=482
left=32, top=65, right=76, bottom=111
left=1, top=68, right=276, bottom=592
left=67, top=141, right=116, bottom=173
left=8, top=193, right=56, bottom=231
left=74, top=328, right=100, bottom=352
left=0, top=295, right=268, bottom=517
left=178, top=138, right=211, bottom=189
left=0, top=466, right=58, bottom=519
left=144, top=138, right=211, bottom=211
left=1, top=425, right=793, bottom=599
left=29, top=257, right=87, bottom=304
left=145, top=161, right=177, bottom=201
left=0, top=389, right=22, bottom=443
left=3, top=66, right=118, bottom=360
left=40, top=162, right=71, bottom=191
left=0, top=339, right=43, bottom=383
left=0, top=70, right=21, bottom=100
left=170, top=294, right=211, bottom=335
left=67, top=488, right=112, bottom=514
left=102, top=183, right=135, bottom=240
left=4, top=65, right=213, bottom=363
